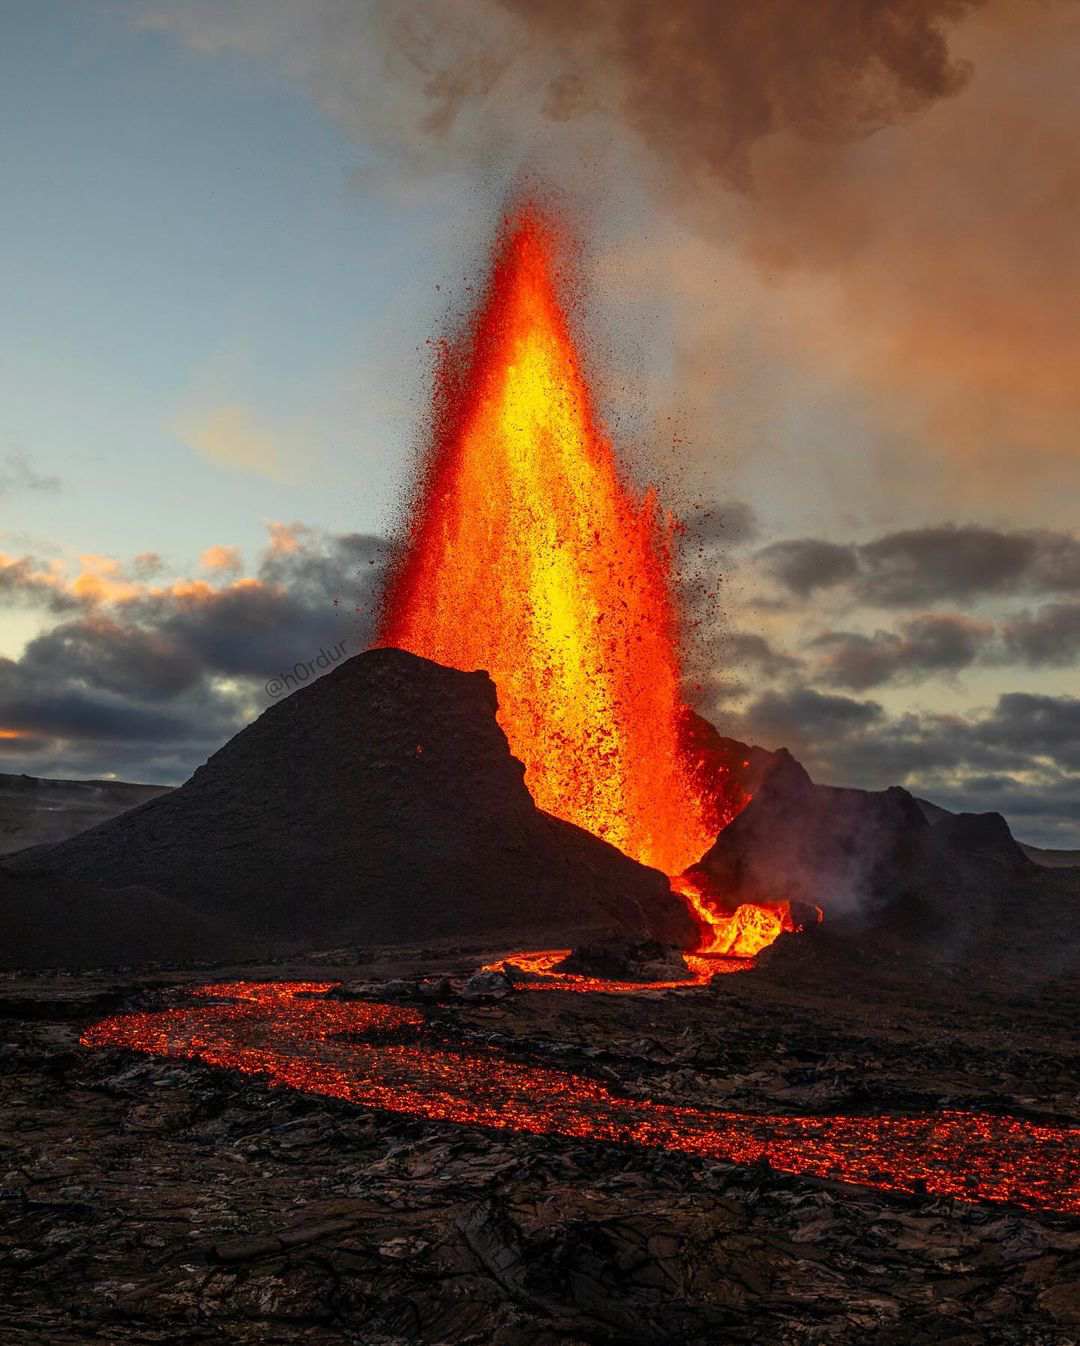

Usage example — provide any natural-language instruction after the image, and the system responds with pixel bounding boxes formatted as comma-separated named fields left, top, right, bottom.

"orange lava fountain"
left=378, top=206, right=776, bottom=953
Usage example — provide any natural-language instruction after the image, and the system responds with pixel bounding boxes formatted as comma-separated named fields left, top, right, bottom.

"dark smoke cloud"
left=0, top=527, right=387, bottom=783
left=756, top=539, right=859, bottom=597
left=757, top=525, right=1080, bottom=607
left=745, top=686, right=885, bottom=743
left=498, top=0, right=982, bottom=188
left=811, top=612, right=993, bottom=689
left=726, top=631, right=802, bottom=680
left=1002, top=602, right=1080, bottom=668
left=682, top=500, right=760, bottom=547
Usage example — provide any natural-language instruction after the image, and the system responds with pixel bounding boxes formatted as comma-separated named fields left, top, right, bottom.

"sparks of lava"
left=83, top=983, right=1080, bottom=1216
left=376, top=205, right=772, bottom=952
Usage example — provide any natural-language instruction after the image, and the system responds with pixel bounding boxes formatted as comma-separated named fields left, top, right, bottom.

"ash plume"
left=492, top=0, right=983, bottom=189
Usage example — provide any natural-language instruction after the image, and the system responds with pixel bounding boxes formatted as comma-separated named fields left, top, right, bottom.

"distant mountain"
left=1017, top=843, right=1080, bottom=869
left=686, top=750, right=1060, bottom=954
left=915, top=796, right=1079, bottom=870
left=0, top=772, right=171, bottom=856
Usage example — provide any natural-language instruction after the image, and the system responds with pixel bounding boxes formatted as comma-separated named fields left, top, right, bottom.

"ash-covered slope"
left=687, top=748, right=1034, bottom=922
left=9, top=649, right=693, bottom=956
left=0, top=870, right=236, bottom=971
left=0, top=772, right=171, bottom=855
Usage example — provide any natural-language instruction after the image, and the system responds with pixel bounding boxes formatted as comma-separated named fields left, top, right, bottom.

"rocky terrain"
left=2, top=917, right=1079, bottom=1345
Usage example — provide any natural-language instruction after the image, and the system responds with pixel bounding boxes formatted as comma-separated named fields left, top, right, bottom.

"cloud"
left=811, top=613, right=994, bottom=690
left=200, top=544, right=243, bottom=575
left=682, top=500, right=760, bottom=548
left=855, top=528, right=1057, bottom=607
left=132, top=552, right=165, bottom=580
left=0, top=450, right=60, bottom=496
left=0, top=524, right=387, bottom=783
left=174, top=403, right=292, bottom=481
left=724, top=630, right=801, bottom=681
left=1002, top=602, right=1080, bottom=668
left=757, top=524, right=1080, bottom=607
left=756, top=539, right=858, bottom=598
left=743, top=686, right=885, bottom=746
left=0, top=553, right=83, bottom=614
left=19, top=618, right=203, bottom=701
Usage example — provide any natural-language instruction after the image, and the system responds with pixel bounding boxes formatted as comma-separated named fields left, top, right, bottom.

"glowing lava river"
left=82, top=982, right=1080, bottom=1217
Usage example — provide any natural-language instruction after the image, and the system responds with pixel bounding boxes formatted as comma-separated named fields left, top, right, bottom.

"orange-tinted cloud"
left=200, top=544, right=243, bottom=574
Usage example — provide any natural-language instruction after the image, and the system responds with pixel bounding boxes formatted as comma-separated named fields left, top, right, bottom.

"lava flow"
left=483, top=947, right=752, bottom=992
left=83, top=983, right=1080, bottom=1216
left=376, top=206, right=772, bottom=951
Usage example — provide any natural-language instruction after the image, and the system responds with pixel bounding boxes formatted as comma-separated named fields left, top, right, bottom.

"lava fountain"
left=378, top=206, right=795, bottom=956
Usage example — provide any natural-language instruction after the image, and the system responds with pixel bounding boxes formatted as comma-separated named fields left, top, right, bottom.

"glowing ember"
left=83, top=983, right=1080, bottom=1215
left=672, top=875, right=824, bottom=957
left=483, top=947, right=752, bottom=992
left=377, top=207, right=734, bottom=888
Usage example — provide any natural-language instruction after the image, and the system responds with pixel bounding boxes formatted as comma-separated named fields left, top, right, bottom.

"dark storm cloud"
left=0, top=661, right=199, bottom=743
left=141, top=585, right=350, bottom=681
left=127, top=529, right=387, bottom=681
left=980, top=692, right=1080, bottom=772
left=20, top=621, right=203, bottom=701
left=811, top=613, right=993, bottom=690
left=857, top=527, right=1045, bottom=606
left=758, top=525, right=1080, bottom=608
left=724, top=631, right=802, bottom=680
left=0, top=554, right=83, bottom=613
left=743, top=687, right=885, bottom=744
left=257, top=528, right=388, bottom=599
left=756, top=539, right=859, bottom=597
left=682, top=500, right=760, bottom=547
left=1002, top=602, right=1080, bottom=667
left=0, top=528, right=388, bottom=784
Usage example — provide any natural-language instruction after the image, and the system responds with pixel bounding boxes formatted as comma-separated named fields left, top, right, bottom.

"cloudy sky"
left=2, top=0, right=1078, bottom=846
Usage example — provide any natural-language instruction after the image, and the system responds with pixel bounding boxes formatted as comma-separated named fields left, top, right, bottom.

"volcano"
left=6, top=648, right=695, bottom=966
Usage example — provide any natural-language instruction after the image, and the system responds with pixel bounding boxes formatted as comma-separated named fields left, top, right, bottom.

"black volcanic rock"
left=8, top=649, right=694, bottom=961
left=0, top=869, right=236, bottom=971
left=685, top=748, right=1032, bottom=922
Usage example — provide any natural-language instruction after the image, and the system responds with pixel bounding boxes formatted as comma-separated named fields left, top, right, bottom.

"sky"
left=1, top=0, right=1078, bottom=847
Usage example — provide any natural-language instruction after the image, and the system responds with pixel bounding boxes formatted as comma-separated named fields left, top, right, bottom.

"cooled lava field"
left=3, top=913, right=1080, bottom=1346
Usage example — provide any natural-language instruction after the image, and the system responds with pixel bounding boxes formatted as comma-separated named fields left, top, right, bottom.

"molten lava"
left=82, top=983, right=1080, bottom=1216
left=483, top=947, right=753, bottom=992
left=378, top=207, right=732, bottom=884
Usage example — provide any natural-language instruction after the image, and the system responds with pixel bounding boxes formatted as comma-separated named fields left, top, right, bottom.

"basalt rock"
left=554, top=939, right=692, bottom=983
left=7, top=649, right=695, bottom=966
left=686, top=748, right=1033, bottom=928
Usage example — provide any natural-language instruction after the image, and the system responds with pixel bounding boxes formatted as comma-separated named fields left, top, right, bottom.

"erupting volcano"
left=378, top=207, right=792, bottom=955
